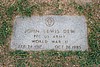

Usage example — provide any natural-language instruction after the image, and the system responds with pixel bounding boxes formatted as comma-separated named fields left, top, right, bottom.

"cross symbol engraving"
left=45, top=17, right=55, bottom=27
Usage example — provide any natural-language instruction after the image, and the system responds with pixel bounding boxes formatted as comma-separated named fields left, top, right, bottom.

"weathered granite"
left=11, top=16, right=88, bottom=51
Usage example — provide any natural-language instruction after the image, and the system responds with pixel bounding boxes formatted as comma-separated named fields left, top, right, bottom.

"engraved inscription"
left=11, top=16, right=88, bottom=51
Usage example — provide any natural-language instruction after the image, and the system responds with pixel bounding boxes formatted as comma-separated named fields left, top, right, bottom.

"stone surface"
left=11, top=15, right=88, bottom=51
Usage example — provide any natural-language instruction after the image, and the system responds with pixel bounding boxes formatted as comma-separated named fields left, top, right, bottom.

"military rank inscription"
left=11, top=16, right=88, bottom=51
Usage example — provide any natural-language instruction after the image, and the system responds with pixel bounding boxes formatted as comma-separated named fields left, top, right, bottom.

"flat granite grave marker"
left=11, top=16, right=88, bottom=51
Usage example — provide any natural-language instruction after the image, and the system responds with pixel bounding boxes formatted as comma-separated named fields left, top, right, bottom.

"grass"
left=0, top=0, right=100, bottom=67
left=0, top=21, right=11, bottom=45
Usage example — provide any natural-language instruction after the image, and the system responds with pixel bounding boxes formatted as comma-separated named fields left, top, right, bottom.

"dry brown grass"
left=0, top=0, right=99, bottom=67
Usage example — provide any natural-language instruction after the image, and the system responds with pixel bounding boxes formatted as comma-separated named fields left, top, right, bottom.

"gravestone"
left=11, top=16, right=88, bottom=51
